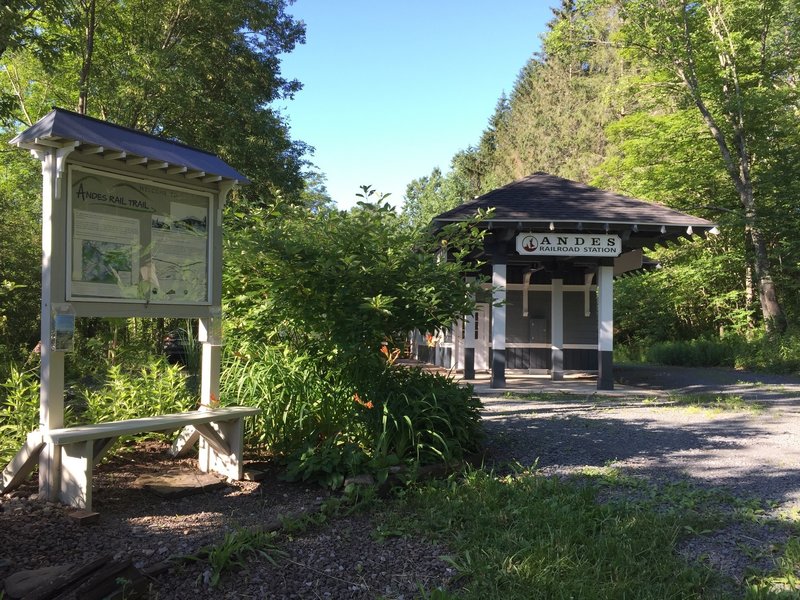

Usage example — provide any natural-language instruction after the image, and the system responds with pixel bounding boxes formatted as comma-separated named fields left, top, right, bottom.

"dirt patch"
left=0, top=443, right=453, bottom=599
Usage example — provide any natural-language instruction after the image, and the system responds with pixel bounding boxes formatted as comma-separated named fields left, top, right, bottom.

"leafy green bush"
left=365, top=367, right=483, bottom=465
left=219, top=342, right=483, bottom=488
left=623, top=331, right=800, bottom=374
left=0, top=366, right=41, bottom=464
left=75, top=355, right=196, bottom=424
left=220, top=343, right=358, bottom=456
left=645, top=337, right=738, bottom=367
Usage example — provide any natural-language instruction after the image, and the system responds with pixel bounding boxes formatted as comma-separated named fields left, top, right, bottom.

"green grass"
left=379, top=465, right=800, bottom=599
left=381, top=467, right=723, bottom=599
left=643, top=393, right=764, bottom=414
left=745, top=537, right=800, bottom=598
left=501, top=391, right=611, bottom=403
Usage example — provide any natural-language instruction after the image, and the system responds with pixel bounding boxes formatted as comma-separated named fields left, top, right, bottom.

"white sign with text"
left=516, top=233, right=622, bottom=257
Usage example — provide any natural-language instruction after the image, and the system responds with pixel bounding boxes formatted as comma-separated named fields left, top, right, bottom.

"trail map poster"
left=68, top=166, right=212, bottom=304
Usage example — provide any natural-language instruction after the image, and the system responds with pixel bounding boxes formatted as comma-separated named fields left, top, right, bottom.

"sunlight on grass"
left=501, top=391, right=606, bottom=403
left=380, top=466, right=800, bottom=599
left=642, top=393, right=764, bottom=414
left=383, top=468, right=721, bottom=599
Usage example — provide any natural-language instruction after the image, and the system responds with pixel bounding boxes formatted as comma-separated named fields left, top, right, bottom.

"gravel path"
left=480, top=366, right=800, bottom=589
left=4, top=365, right=800, bottom=597
left=0, top=444, right=453, bottom=599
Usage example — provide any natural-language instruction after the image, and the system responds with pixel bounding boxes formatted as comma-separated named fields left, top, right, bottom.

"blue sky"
left=277, top=1, right=557, bottom=209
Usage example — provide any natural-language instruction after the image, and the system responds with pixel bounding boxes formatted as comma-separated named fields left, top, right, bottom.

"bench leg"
left=1, top=432, right=45, bottom=495
left=60, top=440, right=94, bottom=510
left=93, top=437, right=116, bottom=466
left=195, top=419, right=244, bottom=480
left=170, top=425, right=201, bottom=458
left=39, top=440, right=64, bottom=502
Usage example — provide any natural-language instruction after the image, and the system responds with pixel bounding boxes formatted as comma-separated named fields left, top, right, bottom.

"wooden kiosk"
left=1, top=109, right=258, bottom=510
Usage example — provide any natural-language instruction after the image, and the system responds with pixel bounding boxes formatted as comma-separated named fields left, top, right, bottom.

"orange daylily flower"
left=353, top=393, right=374, bottom=409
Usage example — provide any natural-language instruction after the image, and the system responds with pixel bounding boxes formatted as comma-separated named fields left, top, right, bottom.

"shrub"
left=219, top=343, right=359, bottom=456
left=365, top=366, right=483, bottom=465
left=645, top=338, right=737, bottom=367
left=625, top=331, right=800, bottom=374
left=219, top=342, right=484, bottom=488
left=0, top=366, right=41, bottom=464
left=75, top=354, right=196, bottom=424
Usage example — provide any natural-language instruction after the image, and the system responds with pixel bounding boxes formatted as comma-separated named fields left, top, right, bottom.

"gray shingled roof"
left=10, top=108, right=249, bottom=184
left=434, top=172, right=714, bottom=228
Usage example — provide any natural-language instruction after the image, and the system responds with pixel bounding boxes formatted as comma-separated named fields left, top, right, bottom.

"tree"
left=1, top=0, right=309, bottom=201
left=615, top=0, right=800, bottom=333
left=0, top=134, right=42, bottom=358
left=460, top=0, right=627, bottom=189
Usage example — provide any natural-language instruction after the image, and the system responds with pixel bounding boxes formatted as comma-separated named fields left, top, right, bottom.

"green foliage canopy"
left=225, top=188, right=487, bottom=369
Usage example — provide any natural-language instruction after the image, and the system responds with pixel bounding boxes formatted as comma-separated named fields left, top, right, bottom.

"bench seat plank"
left=44, top=406, right=260, bottom=444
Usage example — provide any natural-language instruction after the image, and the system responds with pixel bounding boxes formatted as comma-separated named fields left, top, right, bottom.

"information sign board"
left=67, top=166, right=213, bottom=304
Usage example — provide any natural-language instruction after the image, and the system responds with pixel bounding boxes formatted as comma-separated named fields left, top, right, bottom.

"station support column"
left=463, top=277, right=476, bottom=380
left=597, top=263, right=614, bottom=390
left=551, top=278, right=564, bottom=381
left=491, top=260, right=507, bottom=389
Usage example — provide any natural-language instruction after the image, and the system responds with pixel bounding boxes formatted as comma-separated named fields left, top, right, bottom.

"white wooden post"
left=491, top=262, right=506, bottom=388
left=551, top=278, right=564, bottom=380
left=198, top=184, right=227, bottom=471
left=38, top=147, right=74, bottom=500
left=464, top=276, right=476, bottom=379
left=199, top=319, right=221, bottom=409
left=597, top=264, right=614, bottom=390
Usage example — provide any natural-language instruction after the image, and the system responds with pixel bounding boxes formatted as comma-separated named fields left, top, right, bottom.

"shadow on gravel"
left=481, top=398, right=800, bottom=506
left=616, top=364, right=800, bottom=401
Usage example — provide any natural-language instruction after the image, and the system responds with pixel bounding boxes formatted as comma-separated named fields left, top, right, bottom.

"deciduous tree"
left=615, top=0, right=800, bottom=333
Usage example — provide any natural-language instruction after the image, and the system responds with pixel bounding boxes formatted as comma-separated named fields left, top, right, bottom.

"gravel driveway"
left=478, top=365, right=800, bottom=589
left=3, top=365, right=800, bottom=598
left=483, top=367, right=800, bottom=503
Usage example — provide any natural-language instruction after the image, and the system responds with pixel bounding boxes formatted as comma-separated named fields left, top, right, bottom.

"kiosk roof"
left=10, top=108, right=249, bottom=185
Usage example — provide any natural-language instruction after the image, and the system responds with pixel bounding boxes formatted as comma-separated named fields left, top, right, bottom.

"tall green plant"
left=219, top=343, right=359, bottom=456
left=77, top=355, right=195, bottom=425
left=0, top=366, right=40, bottom=464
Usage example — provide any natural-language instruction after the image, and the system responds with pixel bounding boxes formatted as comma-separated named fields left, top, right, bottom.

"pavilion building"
left=412, top=172, right=716, bottom=390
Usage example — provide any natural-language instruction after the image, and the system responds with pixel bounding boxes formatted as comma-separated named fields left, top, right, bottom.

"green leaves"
left=224, top=196, right=482, bottom=362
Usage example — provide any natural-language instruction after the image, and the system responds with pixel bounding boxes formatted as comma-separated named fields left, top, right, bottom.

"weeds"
left=620, top=332, right=800, bottom=374
left=76, top=355, right=196, bottom=424
left=189, top=527, right=286, bottom=589
left=385, top=467, right=723, bottom=599
left=0, top=366, right=41, bottom=464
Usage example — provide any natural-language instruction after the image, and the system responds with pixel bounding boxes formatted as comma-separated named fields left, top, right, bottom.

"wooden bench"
left=13, top=406, right=260, bottom=511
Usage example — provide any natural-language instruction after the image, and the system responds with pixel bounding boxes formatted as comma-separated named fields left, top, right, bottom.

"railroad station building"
left=413, top=172, right=716, bottom=390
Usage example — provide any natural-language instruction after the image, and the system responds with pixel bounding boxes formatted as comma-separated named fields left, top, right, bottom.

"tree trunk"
left=674, top=3, right=787, bottom=335
left=77, top=0, right=97, bottom=115
left=746, top=214, right=786, bottom=334
left=744, top=262, right=756, bottom=333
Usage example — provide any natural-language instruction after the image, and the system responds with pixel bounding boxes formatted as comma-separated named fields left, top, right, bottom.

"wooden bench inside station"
left=3, top=406, right=259, bottom=511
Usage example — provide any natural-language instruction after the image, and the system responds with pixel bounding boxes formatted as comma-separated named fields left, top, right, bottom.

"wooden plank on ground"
left=21, top=555, right=108, bottom=600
